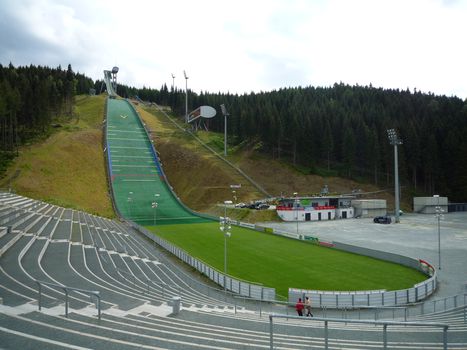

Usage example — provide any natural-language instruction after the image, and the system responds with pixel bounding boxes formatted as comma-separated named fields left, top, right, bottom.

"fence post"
left=443, top=326, right=448, bottom=350
left=37, top=282, right=42, bottom=311
left=269, top=315, right=273, bottom=350
left=97, top=293, right=101, bottom=321
left=64, top=288, right=69, bottom=318
left=383, top=324, right=388, bottom=350
left=324, top=320, right=329, bottom=350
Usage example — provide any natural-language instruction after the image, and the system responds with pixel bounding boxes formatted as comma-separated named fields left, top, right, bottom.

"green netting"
left=106, top=99, right=210, bottom=225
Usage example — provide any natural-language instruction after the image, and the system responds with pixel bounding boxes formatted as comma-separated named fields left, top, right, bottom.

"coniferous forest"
left=117, top=82, right=467, bottom=203
left=1, top=63, right=466, bottom=202
left=0, top=63, right=93, bottom=172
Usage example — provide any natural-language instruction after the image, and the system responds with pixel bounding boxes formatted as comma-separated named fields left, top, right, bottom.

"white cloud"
left=1, top=0, right=466, bottom=98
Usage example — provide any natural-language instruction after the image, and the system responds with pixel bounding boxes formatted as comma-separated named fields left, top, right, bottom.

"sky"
left=1, top=0, right=466, bottom=98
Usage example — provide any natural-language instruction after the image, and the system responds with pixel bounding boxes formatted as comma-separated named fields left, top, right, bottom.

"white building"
left=276, top=196, right=354, bottom=222
left=413, top=196, right=448, bottom=214
left=352, top=199, right=387, bottom=218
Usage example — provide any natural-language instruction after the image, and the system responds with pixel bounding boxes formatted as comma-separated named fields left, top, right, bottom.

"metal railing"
left=35, top=280, right=101, bottom=320
left=268, top=314, right=449, bottom=350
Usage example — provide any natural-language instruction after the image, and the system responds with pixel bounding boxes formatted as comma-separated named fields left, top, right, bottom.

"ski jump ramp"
left=105, top=98, right=210, bottom=225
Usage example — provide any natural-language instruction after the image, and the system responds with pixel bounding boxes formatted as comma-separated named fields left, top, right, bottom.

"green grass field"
left=149, top=222, right=426, bottom=298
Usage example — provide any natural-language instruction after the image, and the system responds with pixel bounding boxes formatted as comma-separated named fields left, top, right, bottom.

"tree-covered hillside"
left=120, top=83, right=467, bottom=202
left=0, top=63, right=94, bottom=172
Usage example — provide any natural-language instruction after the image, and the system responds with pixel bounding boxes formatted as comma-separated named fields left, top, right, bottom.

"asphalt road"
left=259, top=212, right=467, bottom=298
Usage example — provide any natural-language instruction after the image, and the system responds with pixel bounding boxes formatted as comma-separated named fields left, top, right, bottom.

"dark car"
left=255, top=203, right=269, bottom=210
left=373, top=216, right=392, bottom=224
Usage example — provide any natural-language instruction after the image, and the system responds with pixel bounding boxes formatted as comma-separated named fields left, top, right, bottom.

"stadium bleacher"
left=1, top=192, right=466, bottom=349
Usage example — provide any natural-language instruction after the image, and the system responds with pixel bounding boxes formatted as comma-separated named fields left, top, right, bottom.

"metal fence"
left=268, top=314, right=449, bottom=350
left=35, top=279, right=101, bottom=320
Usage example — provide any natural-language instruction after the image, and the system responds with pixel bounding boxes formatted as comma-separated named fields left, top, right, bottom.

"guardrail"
left=268, top=314, right=449, bottom=350
left=35, top=280, right=101, bottom=320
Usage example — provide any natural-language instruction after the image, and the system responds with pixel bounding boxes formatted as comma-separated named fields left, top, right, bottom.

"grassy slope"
left=0, top=95, right=114, bottom=217
left=139, top=105, right=425, bottom=294
left=0, top=94, right=424, bottom=295
left=153, top=222, right=426, bottom=297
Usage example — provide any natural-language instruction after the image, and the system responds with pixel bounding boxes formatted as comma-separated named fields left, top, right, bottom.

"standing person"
left=305, top=296, right=313, bottom=317
left=295, top=298, right=304, bottom=316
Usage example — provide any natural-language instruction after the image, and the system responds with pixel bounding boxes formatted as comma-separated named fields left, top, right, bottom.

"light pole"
left=294, top=192, right=299, bottom=236
left=220, top=104, right=229, bottom=157
left=220, top=200, right=233, bottom=291
left=232, top=190, right=237, bottom=206
left=127, top=191, right=133, bottom=219
left=387, top=129, right=402, bottom=223
left=171, top=73, right=175, bottom=91
left=434, top=195, right=444, bottom=270
left=152, top=194, right=160, bottom=226
left=184, top=70, right=189, bottom=123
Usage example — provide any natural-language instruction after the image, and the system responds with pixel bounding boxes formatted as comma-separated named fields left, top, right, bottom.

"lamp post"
left=294, top=192, right=299, bottom=236
left=171, top=73, right=175, bottom=91
left=220, top=104, right=229, bottom=157
left=387, top=129, right=403, bottom=223
left=184, top=70, right=189, bottom=123
left=152, top=194, right=160, bottom=226
left=434, top=195, right=444, bottom=270
left=220, top=200, right=233, bottom=291
left=127, top=191, right=133, bottom=219
left=232, top=190, right=237, bottom=206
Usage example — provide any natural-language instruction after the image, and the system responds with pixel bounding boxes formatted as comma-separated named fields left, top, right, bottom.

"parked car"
left=255, top=203, right=269, bottom=210
left=235, top=202, right=246, bottom=208
left=373, top=216, right=392, bottom=224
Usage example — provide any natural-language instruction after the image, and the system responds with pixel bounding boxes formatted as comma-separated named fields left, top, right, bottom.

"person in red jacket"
left=295, top=298, right=304, bottom=316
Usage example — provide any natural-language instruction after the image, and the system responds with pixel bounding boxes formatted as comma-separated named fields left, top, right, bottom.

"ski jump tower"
left=103, top=66, right=119, bottom=97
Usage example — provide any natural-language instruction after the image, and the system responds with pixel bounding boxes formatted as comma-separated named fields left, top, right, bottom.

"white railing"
left=35, top=280, right=101, bottom=320
left=269, top=314, right=449, bottom=350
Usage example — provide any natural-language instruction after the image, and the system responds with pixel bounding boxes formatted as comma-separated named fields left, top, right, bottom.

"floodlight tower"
left=171, top=73, right=175, bottom=91
left=220, top=200, right=233, bottom=292
left=184, top=70, right=189, bottom=123
left=387, top=128, right=403, bottom=223
left=220, top=104, right=230, bottom=157
left=111, top=66, right=119, bottom=94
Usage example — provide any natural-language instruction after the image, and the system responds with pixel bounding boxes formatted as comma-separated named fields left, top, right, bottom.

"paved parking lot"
left=259, top=212, right=467, bottom=298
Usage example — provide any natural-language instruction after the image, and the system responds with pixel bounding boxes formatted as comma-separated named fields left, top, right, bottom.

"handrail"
left=35, top=280, right=101, bottom=320
left=269, top=314, right=449, bottom=350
